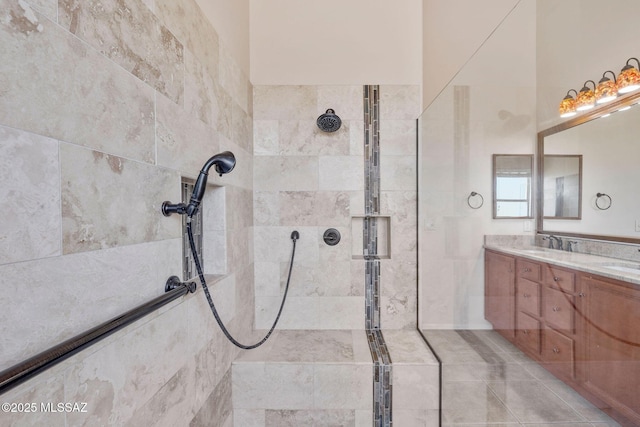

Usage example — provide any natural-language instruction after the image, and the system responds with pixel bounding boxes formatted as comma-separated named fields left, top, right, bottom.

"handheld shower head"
left=186, top=151, right=235, bottom=217
left=206, top=151, right=236, bottom=176
left=161, top=151, right=236, bottom=218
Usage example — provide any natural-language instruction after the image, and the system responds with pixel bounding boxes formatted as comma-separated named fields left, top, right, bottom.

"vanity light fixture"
left=576, top=80, right=597, bottom=111
left=558, top=89, right=578, bottom=118
left=595, top=71, right=618, bottom=104
left=617, top=57, right=640, bottom=94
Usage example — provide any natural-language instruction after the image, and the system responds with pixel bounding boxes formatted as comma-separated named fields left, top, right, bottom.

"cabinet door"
left=485, top=251, right=516, bottom=340
left=582, top=276, right=640, bottom=424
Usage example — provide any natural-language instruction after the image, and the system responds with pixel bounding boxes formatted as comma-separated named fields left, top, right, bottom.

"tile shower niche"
left=180, top=178, right=227, bottom=279
left=351, top=216, right=391, bottom=259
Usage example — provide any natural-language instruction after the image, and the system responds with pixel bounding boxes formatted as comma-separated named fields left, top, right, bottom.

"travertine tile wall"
left=253, top=85, right=420, bottom=331
left=0, top=0, right=252, bottom=425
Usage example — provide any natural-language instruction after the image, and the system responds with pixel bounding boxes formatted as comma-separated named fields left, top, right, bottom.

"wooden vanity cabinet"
left=515, top=258, right=543, bottom=355
left=580, top=274, right=640, bottom=425
left=485, top=250, right=640, bottom=425
left=485, top=250, right=516, bottom=340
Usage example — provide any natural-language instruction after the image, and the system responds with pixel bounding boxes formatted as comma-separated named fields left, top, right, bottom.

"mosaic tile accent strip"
left=182, top=180, right=203, bottom=280
left=363, top=85, right=392, bottom=426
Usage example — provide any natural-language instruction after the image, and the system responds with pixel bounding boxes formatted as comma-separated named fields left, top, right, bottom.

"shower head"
left=186, top=151, right=236, bottom=217
left=317, top=109, right=342, bottom=132
left=161, top=151, right=236, bottom=218
left=206, top=151, right=236, bottom=176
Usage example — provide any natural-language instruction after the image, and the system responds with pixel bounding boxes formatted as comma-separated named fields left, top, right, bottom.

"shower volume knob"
left=323, top=228, right=341, bottom=246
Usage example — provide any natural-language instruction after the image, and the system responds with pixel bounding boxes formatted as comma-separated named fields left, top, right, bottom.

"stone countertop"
left=484, top=243, right=640, bottom=287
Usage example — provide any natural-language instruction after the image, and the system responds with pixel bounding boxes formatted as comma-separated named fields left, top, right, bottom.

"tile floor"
left=421, top=329, right=623, bottom=427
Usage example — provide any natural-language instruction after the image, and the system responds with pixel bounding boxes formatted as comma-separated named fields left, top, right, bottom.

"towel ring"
left=467, top=191, right=484, bottom=209
left=595, top=193, right=612, bottom=210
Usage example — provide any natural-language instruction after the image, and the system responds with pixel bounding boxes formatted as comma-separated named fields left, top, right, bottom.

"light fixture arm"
left=600, top=70, right=617, bottom=83
left=565, top=89, right=578, bottom=99
left=625, top=57, right=640, bottom=69
left=581, top=80, right=596, bottom=91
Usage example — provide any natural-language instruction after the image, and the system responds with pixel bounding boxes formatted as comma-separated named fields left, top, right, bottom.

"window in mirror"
left=493, top=154, right=533, bottom=219
left=543, top=155, right=582, bottom=219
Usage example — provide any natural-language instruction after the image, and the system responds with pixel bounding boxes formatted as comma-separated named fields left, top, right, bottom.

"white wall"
left=422, top=0, right=520, bottom=110
left=536, top=0, right=640, bottom=130
left=419, top=0, right=537, bottom=329
left=196, top=0, right=250, bottom=75
left=250, top=0, right=422, bottom=85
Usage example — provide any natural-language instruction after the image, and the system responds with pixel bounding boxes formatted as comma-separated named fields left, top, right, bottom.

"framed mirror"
left=493, top=154, right=533, bottom=219
left=543, top=155, right=582, bottom=219
left=537, top=91, right=640, bottom=243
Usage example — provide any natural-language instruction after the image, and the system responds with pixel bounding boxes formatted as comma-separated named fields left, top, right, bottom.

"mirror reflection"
left=493, top=154, right=533, bottom=219
left=539, top=93, right=640, bottom=240
left=543, top=155, right=582, bottom=219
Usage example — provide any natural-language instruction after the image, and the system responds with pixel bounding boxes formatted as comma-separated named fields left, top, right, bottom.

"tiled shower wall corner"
left=253, top=85, right=420, bottom=331
left=0, top=0, right=252, bottom=425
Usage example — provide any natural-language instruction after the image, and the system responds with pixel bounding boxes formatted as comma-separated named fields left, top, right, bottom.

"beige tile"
left=317, top=85, right=363, bottom=121
left=59, top=0, right=184, bottom=103
left=278, top=119, right=351, bottom=156
left=123, top=362, right=195, bottom=427
left=234, top=409, right=265, bottom=427
left=65, top=302, right=190, bottom=426
left=393, top=409, right=440, bottom=427
left=156, top=91, right=220, bottom=176
left=318, top=156, right=364, bottom=191
left=253, top=120, right=279, bottom=155
left=60, top=144, right=180, bottom=254
left=313, top=364, right=371, bottom=409
left=254, top=191, right=280, bottom=226
left=0, top=4, right=156, bottom=163
left=380, top=120, right=417, bottom=155
left=0, top=126, right=61, bottom=265
left=442, top=381, right=517, bottom=424
left=154, top=0, right=219, bottom=81
left=0, top=374, right=66, bottom=427
left=0, top=238, right=181, bottom=371
left=232, top=101, right=253, bottom=153
left=232, top=363, right=315, bottom=410
left=265, top=409, right=356, bottom=427
left=488, top=380, right=584, bottom=423
left=393, top=365, right=439, bottom=410
left=381, top=155, right=417, bottom=191
left=184, top=49, right=218, bottom=127
left=219, top=41, right=250, bottom=114
left=279, top=191, right=350, bottom=226
left=380, top=85, right=421, bottom=120
left=253, top=86, right=318, bottom=120
left=254, top=156, right=318, bottom=191
left=189, top=370, right=232, bottom=427
left=24, top=0, right=57, bottom=21
left=383, top=330, right=437, bottom=365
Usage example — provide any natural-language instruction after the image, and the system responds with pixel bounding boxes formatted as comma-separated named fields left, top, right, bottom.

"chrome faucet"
left=566, top=240, right=578, bottom=252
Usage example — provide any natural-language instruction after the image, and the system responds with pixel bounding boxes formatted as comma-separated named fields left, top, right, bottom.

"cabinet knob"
left=523, top=293, right=531, bottom=298
left=523, top=268, right=531, bottom=273
left=553, top=276, right=561, bottom=282
left=552, top=306, right=560, bottom=312
left=552, top=347, right=560, bottom=354
left=579, top=292, right=585, bottom=298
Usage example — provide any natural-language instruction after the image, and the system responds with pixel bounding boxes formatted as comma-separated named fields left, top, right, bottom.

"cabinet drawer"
left=516, top=312, right=541, bottom=355
left=517, top=259, right=541, bottom=282
left=544, top=287, right=575, bottom=332
left=544, top=266, right=576, bottom=292
left=543, top=328, right=575, bottom=379
left=517, top=279, right=540, bottom=316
